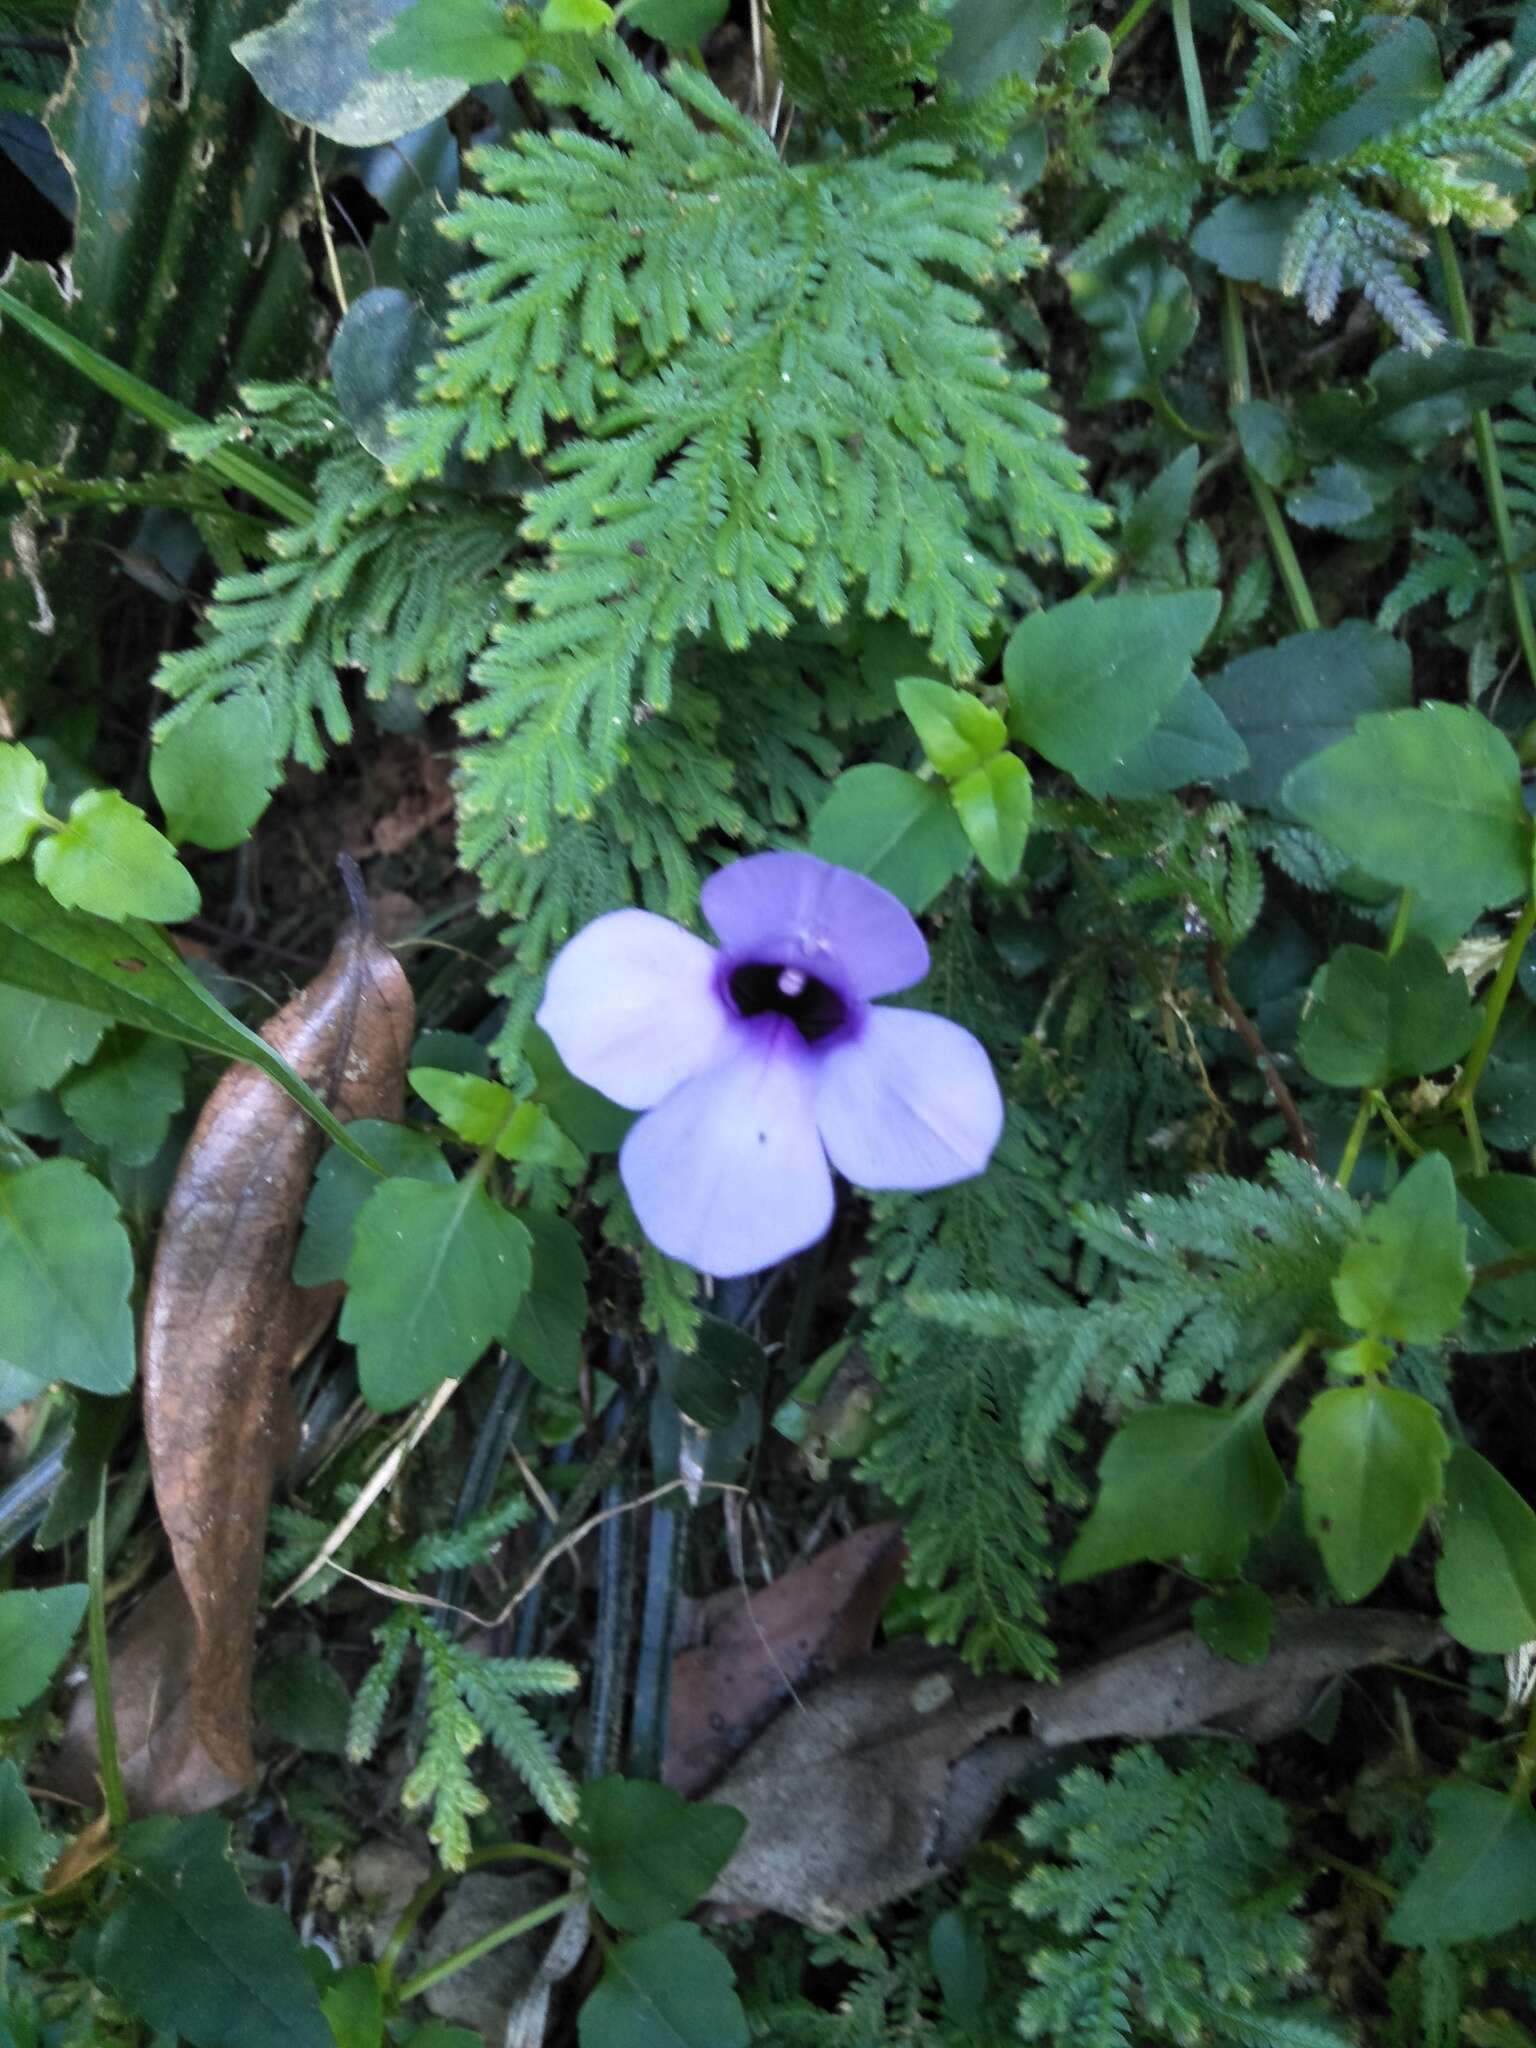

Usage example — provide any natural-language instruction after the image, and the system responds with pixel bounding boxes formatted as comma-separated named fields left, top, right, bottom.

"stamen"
left=777, top=966, right=807, bottom=998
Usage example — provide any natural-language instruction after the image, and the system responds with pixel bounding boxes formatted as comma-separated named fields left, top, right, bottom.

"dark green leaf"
left=294, top=1120, right=452, bottom=1288
left=342, top=1178, right=533, bottom=1410
left=1299, top=936, right=1481, bottom=1089
left=320, top=1964, right=385, bottom=2048
left=580, top=1777, right=745, bottom=1934
left=0, top=1160, right=135, bottom=1395
left=1231, top=399, right=1296, bottom=487
left=657, top=1313, right=769, bottom=1430
left=330, top=286, right=442, bottom=462
left=1119, top=446, right=1199, bottom=562
left=508, top=1209, right=588, bottom=1393
left=1282, top=703, right=1530, bottom=936
left=96, top=1814, right=332, bottom=2048
left=1306, top=15, right=1441, bottom=159
left=1062, top=1404, right=1286, bottom=1583
left=1285, top=461, right=1373, bottom=532
left=60, top=1029, right=186, bottom=1164
left=1387, top=1784, right=1536, bottom=1947
left=929, top=1910, right=988, bottom=2027
left=150, top=697, right=280, bottom=853
left=577, top=1920, right=747, bottom=2048
left=1102, top=678, right=1248, bottom=798
left=1436, top=1446, right=1536, bottom=1654
left=252, top=1652, right=353, bottom=1755
left=940, top=0, right=1066, bottom=90
left=1190, top=195, right=1305, bottom=287
left=0, top=1585, right=87, bottom=1717
left=1069, top=248, right=1198, bottom=405
left=1190, top=1584, right=1274, bottom=1664
left=1297, top=1382, right=1449, bottom=1602
left=1005, top=590, right=1221, bottom=798
left=0, top=1760, right=49, bottom=1889
left=810, top=764, right=970, bottom=912
left=527, top=1024, right=635, bottom=1154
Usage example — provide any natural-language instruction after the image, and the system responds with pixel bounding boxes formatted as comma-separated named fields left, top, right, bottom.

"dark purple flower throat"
left=726, top=960, right=849, bottom=1044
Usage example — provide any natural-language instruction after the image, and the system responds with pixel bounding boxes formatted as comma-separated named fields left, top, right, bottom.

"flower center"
left=727, top=960, right=848, bottom=1043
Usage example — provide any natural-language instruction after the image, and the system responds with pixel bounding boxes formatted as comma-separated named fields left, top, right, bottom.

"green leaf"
left=950, top=753, right=1032, bottom=884
left=0, top=986, right=106, bottom=1107
left=941, top=0, right=1066, bottom=90
left=895, top=677, right=1006, bottom=781
left=929, top=1910, right=989, bottom=2028
left=320, top=1964, right=385, bottom=2048
left=624, top=0, right=727, bottom=44
left=546, top=0, right=613, bottom=29
left=1210, top=621, right=1412, bottom=815
left=1387, top=1784, right=1536, bottom=1948
left=0, top=1585, right=88, bottom=1717
left=1286, top=460, right=1373, bottom=532
left=1296, top=1382, right=1449, bottom=1602
left=1190, top=1584, right=1274, bottom=1664
left=1101, top=678, right=1248, bottom=799
left=235, top=0, right=468, bottom=143
left=1068, top=247, right=1198, bottom=406
left=60, top=1030, right=186, bottom=1164
left=330, top=286, right=443, bottom=462
left=0, top=1760, right=50, bottom=1889
left=0, top=1160, right=135, bottom=1395
left=1004, top=590, right=1221, bottom=798
left=294, top=1121, right=453, bottom=1288
left=96, top=1813, right=332, bottom=2048
left=657, top=1314, right=769, bottom=1431
left=579, top=1778, right=745, bottom=1934
left=1299, top=936, right=1481, bottom=1090
left=0, top=743, right=51, bottom=862
left=508, top=1210, right=588, bottom=1393
left=252, top=1652, right=353, bottom=1755
left=342, top=1178, right=533, bottom=1411
left=1436, top=1446, right=1536, bottom=1654
left=1062, top=1404, right=1286, bottom=1583
left=1332, top=1153, right=1469, bottom=1343
left=1119, top=446, right=1198, bottom=565
left=1282, top=704, right=1531, bottom=937
left=527, top=1024, right=635, bottom=1153
left=1190, top=194, right=1305, bottom=288
left=411, top=1067, right=518, bottom=1149
left=371, top=0, right=529, bottom=81
left=809, top=764, right=970, bottom=913
left=1230, top=399, right=1296, bottom=487
left=577, top=1921, right=747, bottom=2048
left=0, top=865, right=379, bottom=1167
left=33, top=787, right=200, bottom=925
left=150, top=697, right=280, bottom=853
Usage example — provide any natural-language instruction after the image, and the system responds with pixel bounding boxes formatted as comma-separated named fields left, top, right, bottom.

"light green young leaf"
left=1332, top=1152, right=1469, bottom=1343
left=1296, top=1382, right=1449, bottom=1602
left=546, top=0, right=613, bottom=29
left=32, top=787, right=200, bottom=925
left=0, top=744, right=51, bottom=862
left=1004, top=590, right=1221, bottom=798
left=0, top=1585, right=88, bottom=1717
left=1282, top=704, right=1531, bottom=937
left=0, top=1160, right=136, bottom=1395
left=1299, top=936, right=1480, bottom=1089
left=509, top=1209, right=588, bottom=1393
left=59, top=1030, right=186, bottom=1164
left=411, top=1066, right=517, bottom=1148
left=343, top=1177, right=533, bottom=1410
left=150, top=696, right=280, bottom=852
left=579, top=1777, right=745, bottom=1934
left=1436, top=1445, right=1536, bottom=1653
left=370, top=0, right=530, bottom=80
left=1387, top=1784, right=1536, bottom=1948
left=950, top=753, right=1032, bottom=884
left=1062, top=1404, right=1286, bottom=1583
left=96, top=1814, right=332, bottom=2048
left=895, top=677, right=1007, bottom=781
left=294, top=1120, right=453, bottom=1287
left=577, top=1921, right=747, bottom=2048
left=810, top=764, right=970, bottom=913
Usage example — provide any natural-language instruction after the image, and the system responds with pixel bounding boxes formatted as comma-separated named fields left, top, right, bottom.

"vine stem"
left=377, top=1842, right=580, bottom=1991
left=1205, top=942, right=1317, bottom=1164
left=87, top=1469, right=128, bottom=1833
left=1110, top=0, right=1161, bottom=53
left=1336, top=1093, right=1374, bottom=1192
left=395, top=1891, right=579, bottom=2005
left=1434, top=225, right=1536, bottom=694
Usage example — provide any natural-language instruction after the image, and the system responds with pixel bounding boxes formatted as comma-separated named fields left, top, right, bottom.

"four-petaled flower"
left=537, top=852, right=1004, bottom=1277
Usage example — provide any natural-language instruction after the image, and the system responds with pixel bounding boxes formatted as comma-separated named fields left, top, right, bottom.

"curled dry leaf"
left=68, top=872, right=413, bottom=1811
left=704, top=1609, right=1447, bottom=1928
left=665, top=1521, right=905, bottom=1797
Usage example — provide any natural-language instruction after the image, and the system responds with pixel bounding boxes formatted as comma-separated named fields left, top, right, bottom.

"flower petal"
left=619, top=1019, right=835, bottom=1277
left=702, top=851, right=928, bottom=999
left=812, top=1008, right=1003, bottom=1190
left=536, top=909, right=727, bottom=1111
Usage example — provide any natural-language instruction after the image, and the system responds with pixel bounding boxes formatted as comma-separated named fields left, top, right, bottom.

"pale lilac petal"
left=537, top=909, right=727, bottom=1110
left=619, top=1019, right=834, bottom=1276
left=702, top=851, right=927, bottom=999
left=812, top=1008, right=1003, bottom=1190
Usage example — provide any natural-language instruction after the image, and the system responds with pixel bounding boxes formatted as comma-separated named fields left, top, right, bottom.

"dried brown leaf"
left=134, top=878, right=412, bottom=1798
left=665, top=1522, right=905, bottom=1796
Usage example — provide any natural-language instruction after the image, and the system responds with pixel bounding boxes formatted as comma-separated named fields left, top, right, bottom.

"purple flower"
left=536, top=852, right=1004, bottom=1278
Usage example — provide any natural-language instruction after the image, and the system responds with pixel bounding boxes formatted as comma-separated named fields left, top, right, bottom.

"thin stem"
left=1385, top=888, right=1414, bottom=959
left=396, top=1892, right=578, bottom=2004
left=1170, top=0, right=1212, bottom=163
left=1371, top=1091, right=1424, bottom=1161
left=1219, top=284, right=1320, bottom=631
left=1110, top=0, right=1162, bottom=52
left=1472, top=1245, right=1536, bottom=1286
left=309, top=132, right=348, bottom=316
left=87, top=1471, right=128, bottom=1833
left=377, top=1843, right=579, bottom=1990
left=1454, top=896, right=1536, bottom=1111
left=1148, top=382, right=1220, bottom=444
left=1435, top=226, right=1536, bottom=693
left=1336, top=1092, right=1374, bottom=1192
left=1238, top=1329, right=1316, bottom=1416
left=1205, top=942, right=1317, bottom=1163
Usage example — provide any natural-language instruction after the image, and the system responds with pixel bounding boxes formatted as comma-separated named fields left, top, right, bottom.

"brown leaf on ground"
left=704, top=1609, right=1447, bottom=1928
left=124, top=870, right=412, bottom=1803
left=664, top=1522, right=905, bottom=1797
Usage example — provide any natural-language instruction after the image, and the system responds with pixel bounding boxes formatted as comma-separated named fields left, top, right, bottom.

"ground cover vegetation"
left=3, top=0, right=1536, bottom=2041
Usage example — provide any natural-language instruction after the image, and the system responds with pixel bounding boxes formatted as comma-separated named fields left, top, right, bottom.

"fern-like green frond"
left=1014, top=1745, right=1352, bottom=2048
left=768, top=0, right=949, bottom=122
left=388, top=44, right=1109, bottom=854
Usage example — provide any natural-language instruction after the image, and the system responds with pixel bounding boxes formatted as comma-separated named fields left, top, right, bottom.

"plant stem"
left=1434, top=225, right=1536, bottom=693
left=1239, top=1329, right=1316, bottom=1415
left=1170, top=0, right=1212, bottom=163
left=1218, top=278, right=1320, bottom=631
left=395, top=1891, right=579, bottom=2004
left=1385, top=887, right=1414, bottom=959
left=378, top=1842, right=580, bottom=1991
left=1110, top=0, right=1162, bottom=53
left=1371, top=1091, right=1424, bottom=1161
left=1336, top=1092, right=1374, bottom=1191
left=87, top=1470, right=128, bottom=1833
left=1454, top=895, right=1536, bottom=1113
